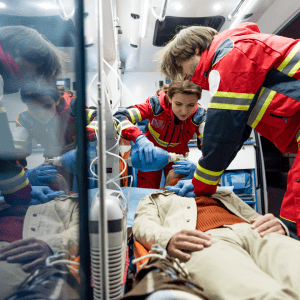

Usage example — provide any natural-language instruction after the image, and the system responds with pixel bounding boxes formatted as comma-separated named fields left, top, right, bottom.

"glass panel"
left=0, top=1, right=85, bottom=297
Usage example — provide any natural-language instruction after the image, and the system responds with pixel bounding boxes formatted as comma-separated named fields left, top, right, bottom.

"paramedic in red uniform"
left=158, top=22, right=300, bottom=240
left=113, top=80, right=206, bottom=189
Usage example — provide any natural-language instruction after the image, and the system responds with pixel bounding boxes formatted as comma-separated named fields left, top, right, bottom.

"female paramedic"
left=113, top=80, right=206, bottom=189
left=158, top=22, right=300, bottom=239
left=14, top=79, right=98, bottom=190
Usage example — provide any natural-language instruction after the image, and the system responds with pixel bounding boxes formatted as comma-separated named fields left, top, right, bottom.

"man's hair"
left=0, top=26, right=67, bottom=80
left=167, top=80, right=202, bottom=100
left=156, top=26, right=218, bottom=80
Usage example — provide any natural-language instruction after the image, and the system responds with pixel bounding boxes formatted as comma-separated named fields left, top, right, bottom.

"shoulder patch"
left=17, top=111, right=36, bottom=130
left=212, top=38, right=234, bottom=66
left=149, top=96, right=163, bottom=116
left=192, top=107, right=206, bottom=125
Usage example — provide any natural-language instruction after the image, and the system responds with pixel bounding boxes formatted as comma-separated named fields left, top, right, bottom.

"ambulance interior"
left=1, top=0, right=300, bottom=299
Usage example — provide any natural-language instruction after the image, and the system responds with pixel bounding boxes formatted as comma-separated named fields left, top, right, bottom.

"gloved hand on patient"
left=29, top=186, right=64, bottom=205
left=172, top=159, right=197, bottom=179
left=25, top=164, right=57, bottom=186
left=135, top=135, right=157, bottom=163
left=165, top=179, right=197, bottom=197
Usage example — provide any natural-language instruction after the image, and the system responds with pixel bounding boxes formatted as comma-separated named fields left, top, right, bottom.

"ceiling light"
left=172, top=2, right=183, bottom=11
left=0, top=2, right=6, bottom=8
left=37, top=2, right=57, bottom=10
left=213, top=3, right=223, bottom=11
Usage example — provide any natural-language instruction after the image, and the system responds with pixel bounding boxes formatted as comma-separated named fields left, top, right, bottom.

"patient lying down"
left=133, top=184, right=300, bottom=300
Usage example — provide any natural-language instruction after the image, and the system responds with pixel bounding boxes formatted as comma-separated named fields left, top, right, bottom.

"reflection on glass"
left=0, top=3, right=84, bottom=296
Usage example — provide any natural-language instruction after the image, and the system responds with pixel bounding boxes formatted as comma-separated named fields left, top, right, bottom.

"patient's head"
left=165, top=169, right=186, bottom=187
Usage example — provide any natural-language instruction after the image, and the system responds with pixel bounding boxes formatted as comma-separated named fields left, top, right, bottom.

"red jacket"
left=113, top=92, right=206, bottom=155
left=190, top=22, right=300, bottom=222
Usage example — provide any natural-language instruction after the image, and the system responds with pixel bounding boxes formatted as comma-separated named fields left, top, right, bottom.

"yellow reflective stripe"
left=209, top=91, right=254, bottom=111
left=0, top=169, right=25, bottom=185
left=214, top=91, right=254, bottom=99
left=86, top=110, right=94, bottom=123
left=0, top=107, right=6, bottom=113
left=208, top=103, right=250, bottom=111
left=14, top=145, right=23, bottom=149
left=148, top=123, right=180, bottom=148
left=87, top=121, right=98, bottom=131
left=1, top=179, right=30, bottom=195
left=194, top=164, right=223, bottom=185
left=127, top=108, right=142, bottom=124
left=288, top=60, right=300, bottom=77
left=279, top=215, right=296, bottom=223
left=116, top=120, right=135, bottom=133
left=296, top=130, right=300, bottom=143
left=247, top=88, right=276, bottom=129
left=277, top=41, right=300, bottom=72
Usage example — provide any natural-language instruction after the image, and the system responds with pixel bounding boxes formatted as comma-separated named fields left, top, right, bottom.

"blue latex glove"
left=29, top=186, right=64, bottom=205
left=25, top=165, right=57, bottom=186
left=61, top=148, right=77, bottom=174
left=172, top=159, right=197, bottom=179
left=165, top=179, right=197, bottom=198
left=135, top=135, right=157, bottom=163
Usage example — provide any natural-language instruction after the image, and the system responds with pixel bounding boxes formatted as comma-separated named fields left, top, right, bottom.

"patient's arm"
left=0, top=238, right=52, bottom=273
left=250, top=213, right=285, bottom=237
left=167, top=229, right=211, bottom=261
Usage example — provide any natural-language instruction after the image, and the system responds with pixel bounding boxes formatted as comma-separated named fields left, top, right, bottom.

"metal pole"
left=75, top=0, right=93, bottom=298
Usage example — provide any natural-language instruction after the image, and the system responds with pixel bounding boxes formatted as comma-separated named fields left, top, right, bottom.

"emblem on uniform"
left=152, top=118, right=166, bottom=130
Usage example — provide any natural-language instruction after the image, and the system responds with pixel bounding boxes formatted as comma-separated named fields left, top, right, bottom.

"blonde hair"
left=167, top=80, right=202, bottom=101
left=156, top=26, right=218, bottom=80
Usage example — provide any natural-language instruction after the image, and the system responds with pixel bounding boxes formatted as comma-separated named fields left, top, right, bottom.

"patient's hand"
left=0, top=237, right=53, bottom=272
left=250, top=213, right=285, bottom=237
left=167, top=229, right=211, bottom=261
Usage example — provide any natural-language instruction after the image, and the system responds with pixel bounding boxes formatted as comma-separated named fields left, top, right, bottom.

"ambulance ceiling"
left=116, top=0, right=300, bottom=72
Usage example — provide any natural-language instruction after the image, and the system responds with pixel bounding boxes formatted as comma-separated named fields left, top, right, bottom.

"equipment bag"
left=223, top=170, right=252, bottom=195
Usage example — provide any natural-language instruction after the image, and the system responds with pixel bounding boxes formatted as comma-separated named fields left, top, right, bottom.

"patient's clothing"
left=133, top=190, right=300, bottom=300
left=185, top=223, right=300, bottom=300
left=0, top=205, right=28, bottom=242
left=195, top=196, right=246, bottom=232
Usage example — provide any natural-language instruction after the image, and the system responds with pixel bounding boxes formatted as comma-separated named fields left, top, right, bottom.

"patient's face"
left=26, top=96, right=58, bottom=124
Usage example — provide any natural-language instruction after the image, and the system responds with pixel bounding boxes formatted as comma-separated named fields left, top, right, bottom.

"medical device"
left=89, top=189, right=127, bottom=300
left=125, top=143, right=186, bottom=172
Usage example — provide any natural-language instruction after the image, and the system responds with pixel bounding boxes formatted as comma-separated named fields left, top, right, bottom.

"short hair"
left=20, top=80, right=60, bottom=104
left=156, top=26, right=218, bottom=80
left=167, top=80, right=202, bottom=100
left=0, top=26, right=67, bottom=80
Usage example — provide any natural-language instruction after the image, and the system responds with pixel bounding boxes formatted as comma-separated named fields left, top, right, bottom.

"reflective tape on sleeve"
left=194, top=164, right=223, bottom=185
left=277, top=41, right=300, bottom=77
left=127, top=108, right=142, bottom=124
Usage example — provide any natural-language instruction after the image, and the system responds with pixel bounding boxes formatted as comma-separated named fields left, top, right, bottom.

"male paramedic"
left=158, top=22, right=300, bottom=239
left=133, top=188, right=300, bottom=300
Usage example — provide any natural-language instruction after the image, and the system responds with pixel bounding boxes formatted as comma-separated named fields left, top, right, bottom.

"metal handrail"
left=227, top=0, right=247, bottom=21
left=152, top=0, right=168, bottom=22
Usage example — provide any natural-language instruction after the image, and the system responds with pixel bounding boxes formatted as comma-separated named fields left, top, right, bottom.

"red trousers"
left=137, top=162, right=174, bottom=189
left=280, top=143, right=300, bottom=239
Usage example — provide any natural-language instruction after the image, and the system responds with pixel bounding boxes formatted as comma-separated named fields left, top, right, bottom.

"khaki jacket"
left=133, top=190, right=289, bottom=251
left=21, top=194, right=79, bottom=258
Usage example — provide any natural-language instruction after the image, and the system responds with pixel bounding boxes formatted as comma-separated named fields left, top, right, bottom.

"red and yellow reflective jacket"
left=191, top=23, right=300, bottom=218
left=113, top=91, right=206, bottom=155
